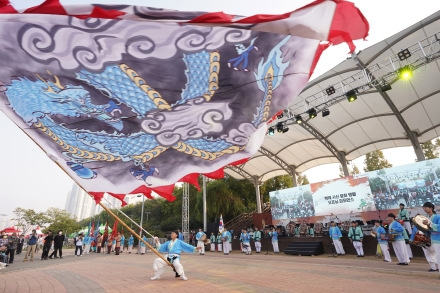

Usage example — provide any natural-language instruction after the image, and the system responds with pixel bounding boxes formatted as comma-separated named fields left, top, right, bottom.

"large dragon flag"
left=0, top=0, right=369, bottom=204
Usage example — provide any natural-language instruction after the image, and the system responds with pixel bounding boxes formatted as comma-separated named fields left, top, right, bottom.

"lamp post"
left=136, top=194, right=145, bottom=254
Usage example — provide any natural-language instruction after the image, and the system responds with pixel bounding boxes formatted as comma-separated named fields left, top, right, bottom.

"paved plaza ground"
left=0, top=249, right=438, bottom=292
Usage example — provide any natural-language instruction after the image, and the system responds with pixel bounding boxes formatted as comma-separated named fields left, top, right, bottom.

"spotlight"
left=346, top=89, right=357, bottom=102
left=397, top=48, right=411, bottom=61
left=380, top=84, right=392, bottom=92
left=322, top=108, right=330, bottom=117
left=397, top=65, right=413, bottom=80
left=308, top=108, right=317, bottom=119
left=276, top=122, right=284, bottom=133
left=282, top=127, right=289, bottom=133
left=325, top=86, right=335, bottom=96
left=268, top=127, right=275, bottom=136
left=295, top=115, right=303, bottom=124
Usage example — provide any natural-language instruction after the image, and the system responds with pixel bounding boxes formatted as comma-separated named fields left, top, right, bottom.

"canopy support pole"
left=254, top=176, right=262, bottom=213
left=203, top=176, right=207, bottom=232
left=290, top=165, right=297, bottom=187
left=341, top=152, right=349, bottom=177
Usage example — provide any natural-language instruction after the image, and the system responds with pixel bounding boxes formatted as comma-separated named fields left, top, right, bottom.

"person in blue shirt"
left=195, top=228, right=206, bottom=255
left=387, top=213, right=409, bottom=265
left=209, top=233, right=216, bottom=252
left=221, top=228, right=231, bottom=255
left=329, top=221, right=345, bottom=255
left=269, top=227, right=279, bottom=253
left=178, top=229, right=184, bottom=241
left=241, top=228, right=252, bottom=255
left=120, top=234, right=125, bottom=253
left=83, top=233, right=93, bottom=255
left=253, top=227, right=262, bottom=253
left=410, top=225, right=438, bottom=271
left=127, top=234, right=134, bottom=253
left=23, top=229, right=38, bottom=262
left=151, top=230, right=201, bottom=281
left=374, top=221, right=391, bottom=262
left=140, top=235, right=148, bottom=255
left=111, top=237, right=116, bottom=253
left=422, top=202, right=440, bottom=275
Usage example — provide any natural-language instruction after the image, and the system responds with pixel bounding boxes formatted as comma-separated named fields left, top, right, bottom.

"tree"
left=12, top=208, right=48, bottom=235
left=339, top=163, right=361, bottom=177
left=363, top=150, right=392, bottom=172
left=44, top=208, right=81, bottom=235
left=260, top=175, right=293, bottom=204
left=297, top=174, right=309, bottom=186
left=422, top=140, right=439, bottom=159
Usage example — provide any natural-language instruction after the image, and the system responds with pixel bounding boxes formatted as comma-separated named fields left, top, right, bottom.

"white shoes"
left=181, top=275, right=188, bottom=281
left=151, top=275, right=160, bottom=280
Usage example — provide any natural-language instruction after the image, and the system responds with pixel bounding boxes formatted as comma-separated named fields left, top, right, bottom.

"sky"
left=1, top=0, right=440, bottom=221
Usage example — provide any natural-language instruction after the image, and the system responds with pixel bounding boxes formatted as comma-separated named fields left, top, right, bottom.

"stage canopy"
left=226, top=10, right=440, bottom=184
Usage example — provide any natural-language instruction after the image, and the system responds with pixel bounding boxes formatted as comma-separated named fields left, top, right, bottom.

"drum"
left=203, top=238, right=210, bottom=245
left=221, top=237, right=226, bottom=241
left=412, top=214, right=431, bottom=233
left=200, top=234, right=207, bottom=241
left=412, top=231, right=431, bottom=248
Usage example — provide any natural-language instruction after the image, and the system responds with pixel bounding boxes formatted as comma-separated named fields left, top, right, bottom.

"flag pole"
left=96, top=198, right=173, bottom=268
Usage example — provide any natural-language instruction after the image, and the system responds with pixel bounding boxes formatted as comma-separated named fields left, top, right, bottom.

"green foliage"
left=260, top=175, right=293, bottom=204
left=363, top=150, right=392, bottom=172
left=12, top=207, right=49, bottom=235
left=339, top=164, right=360, bottom=178
left=44, top=208, right=80, bottom=235
left=422, top=140, right=439, bottom=159
left=297, top=174, right=309, bottom=186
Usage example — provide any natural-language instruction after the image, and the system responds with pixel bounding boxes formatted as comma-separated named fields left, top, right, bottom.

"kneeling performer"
left=151, top=230, right=201, bottom=281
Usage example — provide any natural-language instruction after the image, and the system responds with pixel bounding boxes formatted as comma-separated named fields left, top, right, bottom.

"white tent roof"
left=226, top=10, right=440, bottom=183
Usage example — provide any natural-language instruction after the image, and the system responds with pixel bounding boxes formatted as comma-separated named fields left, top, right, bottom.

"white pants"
left=352, top=241, right=364, bottom=256
left=217, top=243, right=222, bottom=252
left=380, top=243, right=392, bottom=262
left=153, top=255, right=184, bottom=278
left=210, top=243, right=215, bottom=251
left=431, top=244, right=440, bottom=274
left=254, top=241, right=261, bottom=252
left=242, top=242, right=251, bottom=254
left=197, top=241, right=205, bottom=254
left=222, top=241, right=229, bottom=254
left=422, top=246, right=438, bottom=270
left=140, top=246, right=146, bottom=254
left=403, top=222, right=412, bottom=234
left=333, top=239, right=345, bottom=255
left=128, top=245, right=133, bottom=253
left=272, top=241, right=279, bottom=253
left=84, top=244, right=91, bottom=254
left=111, top=244, right=115, bottom=251
left=392, top=241, right=409, bottom=263
left=406, top=244, right=413, bottom=258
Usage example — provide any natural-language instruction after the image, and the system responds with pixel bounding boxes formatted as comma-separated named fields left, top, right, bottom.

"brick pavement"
left=0, top=249, right=439, bottom=293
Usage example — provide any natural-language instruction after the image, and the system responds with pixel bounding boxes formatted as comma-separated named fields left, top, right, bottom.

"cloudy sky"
left=1, top=0, right=439, bottom=221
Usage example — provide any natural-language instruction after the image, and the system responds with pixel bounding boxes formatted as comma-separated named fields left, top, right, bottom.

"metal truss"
left=182, top=182, right=189, bottom=243
left=258, top=146, right=293, bottom=175
left=225, top=165, right=260, bottom=184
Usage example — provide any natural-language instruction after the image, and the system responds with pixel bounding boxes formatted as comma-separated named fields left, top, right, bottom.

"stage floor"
left=0, top=249, right=437, bottom=292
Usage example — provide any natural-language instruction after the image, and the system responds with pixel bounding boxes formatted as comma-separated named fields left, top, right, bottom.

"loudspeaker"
left=284, top=241, right=324, bottom=256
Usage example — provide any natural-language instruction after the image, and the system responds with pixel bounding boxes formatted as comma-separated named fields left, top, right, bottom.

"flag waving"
left=219, top=215, right=224, bottom=233
left=0, top=0, right=369, bottom=202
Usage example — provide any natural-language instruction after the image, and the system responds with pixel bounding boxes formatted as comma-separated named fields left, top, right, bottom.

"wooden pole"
left=96, top=198, right=173, bottom=268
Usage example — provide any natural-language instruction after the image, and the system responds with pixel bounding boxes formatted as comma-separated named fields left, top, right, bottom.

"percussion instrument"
left=370, top=231, right=377, bottom=238
left=200, top=234, right=207, bottom=241
left=412, top=214, right=431, bottom=233
left=221, top=237, right=226, bottom=241
left=203, top=238, right=210, bottom=245
left=412, top=231, right=431, bottom=248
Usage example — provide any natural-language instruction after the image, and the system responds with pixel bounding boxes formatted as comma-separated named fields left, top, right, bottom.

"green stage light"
left=308, top=108, right=317, bottom=119
left=268, top=127, right=275, bottom=136
left=398, top=65, right=413, bottom=80
left=346, top=89, right=357, bottom=102
left=295, top=115, right=303, bottom=124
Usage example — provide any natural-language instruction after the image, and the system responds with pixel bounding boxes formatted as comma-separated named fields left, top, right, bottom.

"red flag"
left=90, top=221, right=95, bottom=237
left=103, top=221, right=109, bottom=243
left=111, top=219, right=118, bottom=238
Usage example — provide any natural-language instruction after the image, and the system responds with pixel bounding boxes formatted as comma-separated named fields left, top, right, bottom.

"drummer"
left=398, top=203, right=412, bottom=234
left=195, top=228, right=206, bottom=255
left=375, top=221, right=391, bottom=262
left=388, top=213, right=409, bottom=265
left=410, top=225, right=438, bottom=272
left=422, top=202, right=440, bottom=275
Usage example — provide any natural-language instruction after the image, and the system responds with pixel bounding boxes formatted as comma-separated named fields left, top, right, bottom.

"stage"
left=231, top=236, right=425, bottom=257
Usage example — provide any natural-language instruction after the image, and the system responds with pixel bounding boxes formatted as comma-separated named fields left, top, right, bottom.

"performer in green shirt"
left=216, top=232, right=222, bottom=252
left=347, top=221, right=364, bottom=257
left=253, top=227, right=262, bottom=253
left=209, top=233, right=216, bottom=252
left=398, top=203, right=412, bottom=233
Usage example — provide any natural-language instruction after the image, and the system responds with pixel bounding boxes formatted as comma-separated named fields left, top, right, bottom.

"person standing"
left=36, top=235, right=44, bottom=253
left=375, top=221, right=391, bottom=262
left=221, top=229, right=231, bottom=255
left=16, top=235, right=24, bottom=254
left=49, top=230, right=65, bottom=259
left=402, top=227, right=413, bottom=259
left=114, top=232, right=122, bottom=255
left=106, top=234, right=113, bottom=254
left=178, top=229, right=184, bottom=241
left=151, top=231, right=202, bottom=281
left=329, top=221, right=345, bottom=255
left=348, top=221, right=364, bottom=257
left=128, top=234, right=134, bottom=253
left=253, top=227, right=262, bottom=253
left=269, top=227, right=279, bottom=253
left=195, top=228, right=206, bottom=255
left=6, top=233, right=19, bottom=264
left=422, top=202, right=440, bottom=275
left=217, top=232, right=222, bottom=252
left=398, top=203, right=412, bottom=233
left=84, top=233, right=93, bottom=255
left=410, top=225, right=437, bottom=271
left=241, top=228, right=252, bottom=255
left=140, top=235, right=147, bottom=254
left=111, top=236, right=116, bottom=253
left=96, top=233, right=102, bottom=254
left=209, top=233, right=216, bottom=252
left=387, top=213, right=408, bottom=265
left=41, top=231, right=53, bottom=260
left=75, top=233, right=84, bottom=256
left=24, top=229, right=38, bottom=262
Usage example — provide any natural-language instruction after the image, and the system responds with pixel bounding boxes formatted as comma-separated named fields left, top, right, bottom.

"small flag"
left=111, top=219, right=118, bottom=237
left=219, top=214, right=224, bottom=233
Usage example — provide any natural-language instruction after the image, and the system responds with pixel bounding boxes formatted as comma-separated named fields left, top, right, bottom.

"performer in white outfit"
left=241, top=228, right=252, bottom=255
left=375, top=221, right=391, bottom=262
left=410, top=226, right=438, bottom=271
left=397, top=203, right=412, bottom=234
left=151, top=231, right=201, bottom=281
left=221, top=229, right=231, bottom=255
left=195, top=228, right=205, bottom=255
left=217, top=232, right=222, bottom=252
left=209, top=233, right=216, bottom=252
left=348, top=221, right=364, bottom=257
left=387, top=213, right=409, bottom=265
left=253, top=227, right=262, bottom=253
left=329, top=221, right=345, bottom=255
left=269, top=227, right=279, bottom=253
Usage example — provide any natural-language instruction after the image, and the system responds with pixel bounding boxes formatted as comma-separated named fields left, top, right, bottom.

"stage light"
left=325, top=86, right=335, bottom=96
left=308, top=108, right=317, bottom=119
left=346, top=89, right=357, bottom=102
left=398, top=65, right=413, bottom=80
left=268, top=127, right=275, bottom=136
left=276, top=122, right=284, bottom=133
left=277, top=113, right=284, bottom=119
left=295, top=115, right=303, bottom=124
left=282, top=127, right=289, bottom=133
left=380, top=84, right=392, bottom=92
left=322, top=108, right=330, bottom=117
left=397, top=48, right=411, bottom=61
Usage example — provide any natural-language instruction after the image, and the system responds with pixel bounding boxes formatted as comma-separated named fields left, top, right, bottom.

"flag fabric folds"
left=219, top=215, right=224, bottom=233
left=0, top=0, right=369, bottom=202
